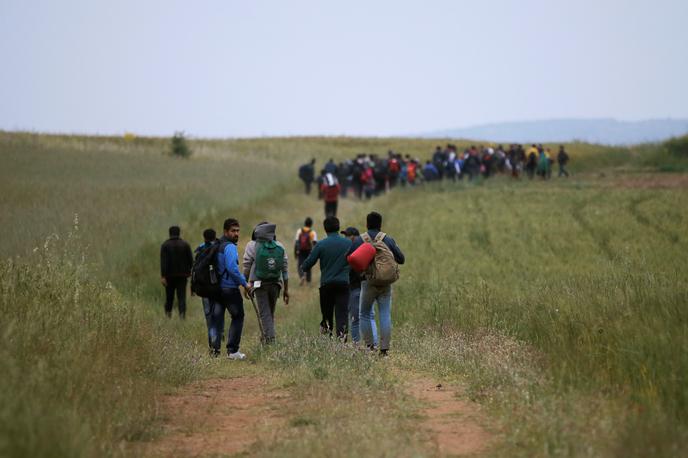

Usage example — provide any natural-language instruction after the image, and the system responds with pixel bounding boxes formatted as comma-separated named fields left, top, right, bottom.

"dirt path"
left=142, top=372, right=493, bottom=457
left=408, top=377, right=493, bottom=457
left=142, top=376, right=289, bottom=457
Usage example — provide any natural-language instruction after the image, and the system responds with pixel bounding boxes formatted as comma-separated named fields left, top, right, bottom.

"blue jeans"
left=349, top=286, right=377, bottom=345
left=202, top=297, right=217, bottom=349
left=359, top=281, right=392, bottom=350
left=209, top=288, right=244, bottom=354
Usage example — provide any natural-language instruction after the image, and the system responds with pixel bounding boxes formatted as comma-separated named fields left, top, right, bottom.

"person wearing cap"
left=300, top=216, right=352, bottom=340
left=341, top=226, right=378, bottom=346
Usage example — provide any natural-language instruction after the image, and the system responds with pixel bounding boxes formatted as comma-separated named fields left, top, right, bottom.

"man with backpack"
left=295, top=217, right=318, bottom=285
left=341, top=226, right=378, bottom=346
left=193, top=228, right=219, bottom=351
left=160, top=225, right=194, bottom=319
left=321, top=173, right=341, bottom=218
left=298, top=159, right=316, bottom=195
left=242, top=222, right=289, bottom=344
left=300, top=216, right=352, bottom=340
left=215, top=218, right=252, bottom=359
left=348, top=212, right=405, bottom=356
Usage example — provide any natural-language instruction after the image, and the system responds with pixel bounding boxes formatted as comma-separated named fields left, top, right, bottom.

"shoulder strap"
left=374, top=232, right=386, bottom=243
left=361, top=233, right=372, bottom=243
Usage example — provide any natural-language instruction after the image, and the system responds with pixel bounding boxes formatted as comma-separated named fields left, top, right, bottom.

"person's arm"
left=384, top=235, right=405, bottom=265
left=300, top=243, right=320, bottom=272
left=242, top=241, right=255, bottom=279
left=347, top=235, right=363, bottom=256
left=160, top=244, right=168, bottom=286
left=225, top=244, right=248, bottom=287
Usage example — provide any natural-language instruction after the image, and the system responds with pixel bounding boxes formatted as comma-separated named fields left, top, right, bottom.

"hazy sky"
left=1, top=0, right=687, bottom=137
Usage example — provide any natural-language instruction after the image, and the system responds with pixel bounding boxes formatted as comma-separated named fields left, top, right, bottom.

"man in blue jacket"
left=348, top=212, right=405, bottom=356
left=214, top=218, right=252, bottom=359
left=301, top=216, right=352, bottom=340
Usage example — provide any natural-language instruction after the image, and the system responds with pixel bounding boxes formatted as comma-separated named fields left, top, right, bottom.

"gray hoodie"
left=243, top=223, right=289, bottom=283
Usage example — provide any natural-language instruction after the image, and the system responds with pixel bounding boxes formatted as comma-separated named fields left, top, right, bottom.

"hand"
left=242, top=285, right=253, bottom=300
left=283, top=290, right=290, bottom=305
left=161, top=277, right=167, bottom=287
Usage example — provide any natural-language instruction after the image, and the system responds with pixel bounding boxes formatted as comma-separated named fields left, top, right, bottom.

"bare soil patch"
left=408, top=378, right=493, bottom=456
left=609, top=173, right=688, bottom=189
left=141, top=376, right=289, bottom=457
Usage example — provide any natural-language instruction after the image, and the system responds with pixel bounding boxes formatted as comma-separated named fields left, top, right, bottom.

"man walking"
left=243, top=222, right=289, bottom=344
left=321, top=173, right=341, bottom=218
left=349, top=212, right=405, bottom=356
left=298, top=159, right=316, bottom=194
left=193, top=228, right=219, bottom=351
left=295, top=217, right=318, bottom=285
left=160, top=225, right=193, bottom=319
left=341, top=226, right=378, bottom=346
left=301, top=216, right=351, bottom=340
left=215, top=218, right=252, bottom=359
left=557, top=145, right=570, bottom=177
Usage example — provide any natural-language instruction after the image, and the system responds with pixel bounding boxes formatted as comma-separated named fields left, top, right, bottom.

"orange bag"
left=347, top=243, right=376, bottom=273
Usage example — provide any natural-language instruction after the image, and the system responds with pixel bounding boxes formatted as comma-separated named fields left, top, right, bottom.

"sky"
left=1, top=0, right=687, bottom=138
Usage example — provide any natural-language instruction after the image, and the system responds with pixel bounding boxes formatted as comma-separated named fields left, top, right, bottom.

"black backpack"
left=191, top=241, right=227, bottom=299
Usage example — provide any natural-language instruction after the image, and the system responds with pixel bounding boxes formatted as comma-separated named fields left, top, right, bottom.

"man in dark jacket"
left=194, top=228, right=218, bottom=351
left=348, top=212, right=405, bottom=356
left=160, top=226, right=194, bottom=318
left=557, top=145, right=570, bottom=177
left=298, top=159, right=316, bottom=194
left=301, top=216, right=352, bottom=340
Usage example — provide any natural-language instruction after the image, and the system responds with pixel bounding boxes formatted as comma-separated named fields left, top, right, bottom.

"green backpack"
left=255, top=240, right=285, bottom=282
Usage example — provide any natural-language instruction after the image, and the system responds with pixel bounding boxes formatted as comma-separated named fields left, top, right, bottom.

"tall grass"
left=371, top=178, right=688, bottom=456
left=0, top=224, right=202, bottom=457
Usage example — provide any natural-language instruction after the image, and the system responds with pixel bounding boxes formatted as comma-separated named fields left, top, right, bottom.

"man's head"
left=223, top=218, right=240, bottom=243
left=366, top=212, right=382, bottom=230
left=169, top=226, right=180, bottom=238
left=340, top=226, right=360, bottom=241
left=203, top=228, right=216, bottom=243
left=304, top=217, right=313, bottom=227
left=323, top=216, right=340, bottom=234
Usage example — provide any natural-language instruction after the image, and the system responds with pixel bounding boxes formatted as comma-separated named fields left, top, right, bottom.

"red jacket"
left=321, top=183, right=340, bottom=202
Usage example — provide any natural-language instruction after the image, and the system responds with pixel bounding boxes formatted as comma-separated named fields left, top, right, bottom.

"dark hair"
left=203, top=228, right=216, bottom=242
left=169, top=226, right=180, bottom=237
left=323, top=216, right=340, bottom=234
left=223, top=218, right=239, bottom=231
left=304, top=217, right=313, bottom=227
left=366, top=212, right=382, bottom=230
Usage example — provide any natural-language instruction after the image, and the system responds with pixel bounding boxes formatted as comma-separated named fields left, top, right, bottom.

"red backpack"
left=298, top=229, right=313, bottom=252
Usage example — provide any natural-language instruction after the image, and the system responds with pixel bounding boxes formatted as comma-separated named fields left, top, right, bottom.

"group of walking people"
left=298, top=144, right=571, bottom=212
left=159, top=211, right=405, bottom=359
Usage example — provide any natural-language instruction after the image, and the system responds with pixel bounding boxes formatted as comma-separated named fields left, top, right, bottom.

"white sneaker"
left=228, top=351, right=246, bottom=360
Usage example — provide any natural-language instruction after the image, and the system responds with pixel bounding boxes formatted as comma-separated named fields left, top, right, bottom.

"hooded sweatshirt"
left=243, top=223, right=289, bottom=283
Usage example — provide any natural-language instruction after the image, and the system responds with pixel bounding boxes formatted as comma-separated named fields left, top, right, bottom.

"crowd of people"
left=159, top=211, right=404, bottom=359
left=298, top=144, right=571, bottom=214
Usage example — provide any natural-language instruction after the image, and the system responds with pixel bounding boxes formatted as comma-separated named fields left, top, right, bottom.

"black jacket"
left=160, top=237, right=193, bottom=278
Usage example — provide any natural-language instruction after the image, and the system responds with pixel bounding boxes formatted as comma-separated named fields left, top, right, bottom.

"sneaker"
left=228, top=351, right=246, bottom=360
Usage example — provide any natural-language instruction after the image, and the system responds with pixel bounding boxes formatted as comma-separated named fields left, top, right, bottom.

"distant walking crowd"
left=298, top=143, right=571, bottom=209
left=159, top=211, right=404, bottom=359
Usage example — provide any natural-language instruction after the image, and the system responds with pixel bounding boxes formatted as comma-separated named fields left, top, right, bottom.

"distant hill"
left=416, top=118, right=688, bottom=145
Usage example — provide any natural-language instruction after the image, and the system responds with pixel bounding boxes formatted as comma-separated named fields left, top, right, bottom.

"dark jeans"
left=324, top=201, right=338, bottom=218
left=319, top=283, right=349, bottom=339
left=164, top=276, right=187, bottom=318
left=211, top=288, right=245, bottom=354
left=298, top=250, right=312, bottom=282
left=303, top=179, right=313, bottom=195
left=558, top=164, right=569, bottom=177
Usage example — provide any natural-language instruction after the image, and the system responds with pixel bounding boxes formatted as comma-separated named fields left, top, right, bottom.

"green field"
left=1, top=131, right=687, bottom=457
